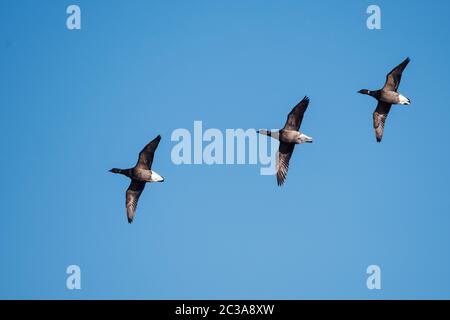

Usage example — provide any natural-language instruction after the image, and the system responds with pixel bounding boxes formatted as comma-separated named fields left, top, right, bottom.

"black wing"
left=373, top=102, right=392, bottom=143
left=126, top=180, right=146, bottom=223
left=276, top=142, right=295, bottom=186
left=283, top=96, right=310, bottom=131
left=136, top=135, right=161, bottom=170
left=383, top=57, right=410, bottom=92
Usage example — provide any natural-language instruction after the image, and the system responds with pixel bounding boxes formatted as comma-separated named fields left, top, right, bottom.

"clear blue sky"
left=1, top=0, right=450, bottom=299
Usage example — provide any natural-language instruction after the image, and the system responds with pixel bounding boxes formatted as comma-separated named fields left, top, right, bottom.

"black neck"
left=112, top=168, right=132, bottom=177
left=369, top=90, right=381, bottom=98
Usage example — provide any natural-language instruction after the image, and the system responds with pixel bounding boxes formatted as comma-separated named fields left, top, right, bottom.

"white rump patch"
left=299, top=133, right=313, bottom=143
left=398, top=94, right=410, bottom=105
left=151, top=171, right=164, bottom=182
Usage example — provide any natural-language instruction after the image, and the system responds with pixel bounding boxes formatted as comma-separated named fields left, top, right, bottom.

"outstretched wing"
left=136, top=135, right=161, bottom=170
left=283, top=96, right=310, bottom=131
left=383, top=57, right=410, bottom=92
left=126, top=180, right=146, bottom=223
left=373, top=102, right=392, bottom=143
left=276, top=142, right=295, bottom=186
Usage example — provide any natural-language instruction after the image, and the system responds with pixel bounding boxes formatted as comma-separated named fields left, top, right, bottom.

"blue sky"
left=1, top=0, right=450, bottom=299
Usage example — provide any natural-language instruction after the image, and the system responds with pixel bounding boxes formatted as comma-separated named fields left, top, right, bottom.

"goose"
left=258, top=96, right=313, bottom=186
left=109, top=135, right=164, bottom=223
left=358, top=57, right=411, bottom=142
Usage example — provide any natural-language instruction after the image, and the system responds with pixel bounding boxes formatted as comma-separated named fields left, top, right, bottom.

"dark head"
left=109, top=168, right=122, bottom=174
left=358, top=89, right=371, bottom=95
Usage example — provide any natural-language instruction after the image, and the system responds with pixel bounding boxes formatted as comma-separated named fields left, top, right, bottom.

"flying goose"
left=358, top=57, right=411, bottom=142
left=110, top=135, right=164, bottom=223
left=258, top=96, right=313, bottom=186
